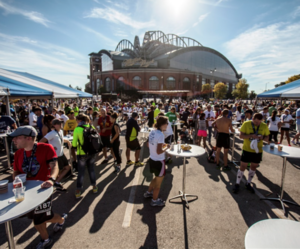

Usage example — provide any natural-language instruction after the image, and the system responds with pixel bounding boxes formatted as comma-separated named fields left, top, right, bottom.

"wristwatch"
left=49, top=177, right=56, bottom=183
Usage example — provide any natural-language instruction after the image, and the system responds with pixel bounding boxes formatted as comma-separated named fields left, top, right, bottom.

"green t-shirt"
left=240, top=120, right=270, bottom=153
left=64, top=106, right=71, bottom=115
left=154, top=108, right=160, bottom=123
left=73, top=106, right=79, bottom=116
left=93, top=107, right=99, bottom=112
left=268, top=106, right=276, bottom=116
left=72, top=124, right=94, bottom=155
left=166, top=112, right=178, bottom=123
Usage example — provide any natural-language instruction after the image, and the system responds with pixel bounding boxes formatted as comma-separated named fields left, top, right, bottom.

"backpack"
left=79, top=125, right=102, bottom=155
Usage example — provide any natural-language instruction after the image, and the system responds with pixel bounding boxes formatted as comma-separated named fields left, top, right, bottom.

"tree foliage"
left=275, top=82, right=286, bottom=88
left=232, top=78, right=249, bottom=99
left=213, top=82, right=227, bottom=99
left=286, top=74, right=300, bottom=84
left=201, top=83, right=211, bottom=99
left=249, top=90, right=257, bottom=100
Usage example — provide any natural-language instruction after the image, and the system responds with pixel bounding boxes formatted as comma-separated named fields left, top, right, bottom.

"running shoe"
left=223, top=166, right=231, bottom=171
left=101, top=159, right=109, bottom=164
left=127, top=160, right=135, bottom=166
left=54, top=182, right=66, bottom=191
left=150, top=198, right=165, bottom=207
left=75, top=190, right=82, bottom=199
left=114, top=166, right=121, bottom=173
left=92, top=185, right=98, bottom=194
left=144, top=191, right=153, bottom=198
left=292, top=140, right=297, bottom=145
left=232, top=184, right=240, bottom=194
left=36, top=237, right=53, bottom=249
left=53, top=213, right=68, bottom=232
left=245, top=183, right=255, bottom=194
left=135, top=161, right=144, bottom=166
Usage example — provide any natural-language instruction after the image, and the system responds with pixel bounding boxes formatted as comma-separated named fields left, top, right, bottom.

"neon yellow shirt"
left=72, top=124, right=94, bottom=155
left=240, top=120, right=270, bottom=153
left=73, top=106, right=79, bottom=116
left=154, top=108, right=160, bottom=123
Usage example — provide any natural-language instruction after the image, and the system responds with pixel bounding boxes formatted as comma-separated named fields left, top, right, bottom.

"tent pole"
left=6, top=95, right=10, bottom=117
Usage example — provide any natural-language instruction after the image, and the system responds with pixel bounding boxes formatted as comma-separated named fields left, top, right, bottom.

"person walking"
left=110, top=112, right=122, bottom=173
left=197, top=113, right=208, bottom=148
left=279, top=109, right=293, bottom=146
left=267, top=110, right=281, bottom=144
left=204, top=105, right=215, bottom=144
left=144, top=116, right=170, bottom=207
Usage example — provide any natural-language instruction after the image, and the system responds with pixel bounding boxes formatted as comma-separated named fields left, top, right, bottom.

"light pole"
left=210, top=68, right=217, bottom=98
left=265, top=82, right=269, bottom=91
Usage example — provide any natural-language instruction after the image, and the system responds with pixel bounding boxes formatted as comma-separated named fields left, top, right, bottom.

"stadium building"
left=87, top=30, right=242, bottom=99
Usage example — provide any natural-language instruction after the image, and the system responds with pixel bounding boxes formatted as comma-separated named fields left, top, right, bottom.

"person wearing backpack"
left=72, top=114, right=98, bottom=199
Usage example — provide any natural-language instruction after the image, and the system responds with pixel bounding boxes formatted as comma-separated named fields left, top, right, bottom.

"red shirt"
left=98, top=115, right=112, bottom=136
left=13, top=143, right=57, bottom=182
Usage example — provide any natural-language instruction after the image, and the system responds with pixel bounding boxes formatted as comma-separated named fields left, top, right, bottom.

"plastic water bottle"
left=13, top=176, right=24, bottom=202
left=177, top=138, right=181, bottom=152
left=7, top=126, right=10, bottom=134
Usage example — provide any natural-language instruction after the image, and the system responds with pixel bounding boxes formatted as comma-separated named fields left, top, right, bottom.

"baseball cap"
left=70, top=110, right=74, bottom=114
left=52, top=119, right=63, bottom=125
left=8, top=126, right=37, bottom=138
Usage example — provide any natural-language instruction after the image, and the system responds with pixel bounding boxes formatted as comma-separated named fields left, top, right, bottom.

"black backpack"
left=79, top=125, right=102, bottom=155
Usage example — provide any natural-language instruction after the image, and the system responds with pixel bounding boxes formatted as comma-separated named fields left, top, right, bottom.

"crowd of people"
left=1, top=97, right=300, bottom=248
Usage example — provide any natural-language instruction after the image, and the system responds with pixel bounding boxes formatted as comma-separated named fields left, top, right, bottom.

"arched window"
left=183, top=77, right=191, bottom=90
left=111, top=79, right=115, bottom=91
left=149, top=76, right=159, bottom=90
left=117, top=77, right=125, bottom=89
left=105, top=77, right=110, bottom=92
left=133, top=76, right=142, bottom=89
left=232, top=83, right=236, bottom=90
left=166, top=77, right=176, bottom=90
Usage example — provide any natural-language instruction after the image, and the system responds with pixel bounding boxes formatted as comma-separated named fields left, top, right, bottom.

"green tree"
left=249, top=90, right=257, bottom=100
left=232, top=78, right=249, bottom=99
left=275, top=82, right=286, bottom=88
left=286, top=74, right=300, bottom=84
left=213, top=82, right=227, bottom=99
left=69, top=84, right=73, bottom=88
left=201, top=83, right=211, bottom=100
left=76, top=86, right=82, bottom=91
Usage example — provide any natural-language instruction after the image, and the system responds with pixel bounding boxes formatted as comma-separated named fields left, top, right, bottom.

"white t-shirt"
left=44, top=129, right=64, bottom=157
left=236, top=111, right=241, bottom=121
left=60, top=114, right=69, bottom=123
left=260, top=111, right=270, bottom=121
left=267, top=117, right=280, bottom=131
left=281, top=114, right=293, bottom=128
left=149, top=129, right=165, bottom=161
left=29, top=112, right=37, bottom=126
left=163, top=122, right=173, bottom=138
left=204, top=110, right=215, bottom=127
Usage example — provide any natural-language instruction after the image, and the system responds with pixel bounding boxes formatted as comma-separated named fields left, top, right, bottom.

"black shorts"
left=57, top=154, right=68, bottom=170
left=27, top=196, right=54, bottom=225
left=241, top=150, right=262, bottom=164
left=149, top=158, right=166, bottom=177
left=165, top=135, right=174, bottom=144
left=216, top=133, right=230, bottom=149
left=126, top=138, right=141, bottom=151
left=101, top=135, right=111, bottom=148
left=281, top=127, right=290, bottom=131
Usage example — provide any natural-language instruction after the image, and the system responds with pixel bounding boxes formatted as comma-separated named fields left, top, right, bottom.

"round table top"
left=230, top=128, right=240, bottom=135
left=140, top=128, right=154, bottom=134
left=0, top=133, right=7, bottom=138
left=64, top=136, right=73, bottom=141
left=0, top=180, right=53, bottom=224
left=245, top=219, right=300, bottom=248
left=232, top=121, right=240, bottom=125
left=263, top=144, right=300, bottom=159
left=166, top=144, right=206, bottom=157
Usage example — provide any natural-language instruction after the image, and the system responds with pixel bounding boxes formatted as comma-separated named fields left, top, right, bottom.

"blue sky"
left=0, top=0, right=300, bottom=93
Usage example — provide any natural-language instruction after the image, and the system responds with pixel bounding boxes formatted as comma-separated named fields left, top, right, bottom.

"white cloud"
left=193, top=13, right=209, bottom=27
left=0, top=0, right=50, bottom=27
left=0, top=32, right=88, bottom=89
left=84, top=7, right=155, bottom=29
left=214, top=0, right=223, bottom=6
left=224, top=22, right=300, bottom=91
left=292, top=6, right=300, bottom=18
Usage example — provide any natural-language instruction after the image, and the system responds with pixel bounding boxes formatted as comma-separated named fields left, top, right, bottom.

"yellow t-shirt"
left=64, top=119, right=78, bottom=133
left=240, top=120, right=270, bottom=153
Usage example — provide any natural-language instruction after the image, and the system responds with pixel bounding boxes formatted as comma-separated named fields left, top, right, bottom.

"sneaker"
left=36, top=237, right=53, bottom=249
left=150, top=198, right=165, bottom=207
left=75, top=190, right=82, bottom=199
left=101, top=159, right=109, bottom=164
left=232, top=184, right=240, bottom=194
left=127, top=160, right=135, bottom=166
left=288, top=144, right=292, bottom=147
left=223, top=166, right=231, bottom=171
left=245, top=183, right=255, bottom=194
left=114, top=160, right=117, bottom=165
left=53, top=213, right=68, bottom=232
left=292, top=140, right=297, bottom=145
left=107, top=154, right=113, bottom=160
left=54, top=182, right=66, bottom=191
left=135, top=161, right=144, bottom=166
left=114, top=166, right=120, bottom=173
left=92, top=185, right=98, bottom=194
left=144, top=191, right=153, bottom=198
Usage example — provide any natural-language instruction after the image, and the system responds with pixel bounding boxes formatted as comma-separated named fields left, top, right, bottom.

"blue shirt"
left=227, top=110, right=233, bottom=119
left=37, top=115, right=44, bottom=136
left=296, top=108, right=300, bottom=125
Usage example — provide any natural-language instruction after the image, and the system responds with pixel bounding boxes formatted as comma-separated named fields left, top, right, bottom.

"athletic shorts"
left=281, top=127, right=290, bottom=131
left=126, top=138, right=141, bottom=151
left=297, top=124, right=300, bottom=132
left=216, top=132, right=230, bottom=149
left=27, top=196, right=54, bottom=225
left=197, top=130, right=207, bottom=137
left=149, top=158, right=166, bottom=177
left=241, top=150, right=262, bottom=164
left=57, top=154, right=68, bottom=170
left=165, top=135, right=174, bottom=144
left=101, top=135, right=111, bottom=148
